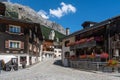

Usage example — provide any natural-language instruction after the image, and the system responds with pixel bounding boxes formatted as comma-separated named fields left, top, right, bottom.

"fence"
left=69, top=60, right=120, bottom=72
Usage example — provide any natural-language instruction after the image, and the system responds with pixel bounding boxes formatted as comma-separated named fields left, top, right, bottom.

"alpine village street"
left=0, top=58, right=120, bottom=80
left=0, top=1, right=120, bottom=80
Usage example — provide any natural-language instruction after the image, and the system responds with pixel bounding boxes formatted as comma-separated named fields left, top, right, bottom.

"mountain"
left=3, top=2, right=66, bottom=35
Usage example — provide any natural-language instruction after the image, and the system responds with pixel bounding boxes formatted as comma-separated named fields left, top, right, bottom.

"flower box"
left=70, top=55, right=77, bottom=60
left=88, top=54, right=96, bottom=59
left=75, top=41, right=79, bottom=45
left=95, top=36, right=103, bottom=41
left=100, top=52, right=109, bottom=59
left=67, top=42, right=75, bottom=47
left=79, top=55, right=87, bottom=59
left=87, top=37, right=94, bottom=42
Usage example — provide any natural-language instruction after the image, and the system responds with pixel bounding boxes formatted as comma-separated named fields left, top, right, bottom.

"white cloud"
left=37, top=10, right=49, bottom=19
left=49, top=2, right=76, bottom=18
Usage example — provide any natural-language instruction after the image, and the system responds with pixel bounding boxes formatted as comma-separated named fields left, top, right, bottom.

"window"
left=9, top=41, right=21, bottom=48
left=37, top=38, right=39, bottom=44
left=65, top=40, right=70, bottom=47
left=20, top=56, right=26, bottom=63
left=54, top=50, right=57, bottom=53
left=9, top=25, right=21, bottom=33
left=59, top=51, right=62, bottom=53
left=29, top=43, right=32, bottom=50
left=37, top=48, right=39, bottom=52
left=29, top=30, right=32, bottom=38
left=34, top=34, right=36, bottom=41
left=65, top=52, right=70, bottom=58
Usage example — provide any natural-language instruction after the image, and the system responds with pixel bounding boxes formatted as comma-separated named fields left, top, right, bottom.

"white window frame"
left=37, top=38, right=39, bottom=44
left=9, top=40, right=21, bottom=49
left=29, top=43, right=32, bottom=50
left=29, top=30, right=32, bottom=38
left=34, top=34, right=36, bottom=41
left=9, top=25, right=21, bottom=33
left=37, top=48, right=39, bottom=52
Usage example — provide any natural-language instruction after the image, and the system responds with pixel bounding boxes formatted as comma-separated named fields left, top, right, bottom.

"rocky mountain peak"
left=3, top=2, right=66, bottom=35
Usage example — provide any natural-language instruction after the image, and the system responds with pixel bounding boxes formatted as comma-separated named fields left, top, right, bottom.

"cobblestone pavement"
left=0, top=58, right=120, bottom=80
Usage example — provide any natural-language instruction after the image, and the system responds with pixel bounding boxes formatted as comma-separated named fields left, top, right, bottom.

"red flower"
left=70, top=55, right=76, bottom=60
left=79, top=55, right=87, bottom=59
left=100, top=52, right=109, bottom=58
left=107, top=59, right=118, bottom=66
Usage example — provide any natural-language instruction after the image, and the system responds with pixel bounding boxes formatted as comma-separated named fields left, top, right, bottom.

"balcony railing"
left=69, top=60, right=120, bottom=72
left=70, top=40, right=96, bottom=49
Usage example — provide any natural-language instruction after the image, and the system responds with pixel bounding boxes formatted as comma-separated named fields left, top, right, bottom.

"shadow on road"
left=53, top=59, right=63, bottom=67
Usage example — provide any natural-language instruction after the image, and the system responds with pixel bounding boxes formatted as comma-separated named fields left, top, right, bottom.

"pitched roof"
left=63, top=15, right=120, bottom=39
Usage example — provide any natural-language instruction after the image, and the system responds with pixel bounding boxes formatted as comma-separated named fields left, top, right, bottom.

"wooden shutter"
left=21, top=42, right=24, bottom=49
left=33, top=45, right=35, bottom=52
left=6, top=25, right=9, bottom=32
left=5, top=40, right=9, bottom=48
left=21, top=27, right=24, bottom=34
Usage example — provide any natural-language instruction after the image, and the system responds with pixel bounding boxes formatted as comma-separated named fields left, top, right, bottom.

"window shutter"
left=21, top=27, right=24, bottom=34
left=5, top=40, right=9, bottom=48
left=6, top=26, right=9, bottom=32
left=38, top=48, right=39, bottom=52
left=21, top=42, right=24, bottom=49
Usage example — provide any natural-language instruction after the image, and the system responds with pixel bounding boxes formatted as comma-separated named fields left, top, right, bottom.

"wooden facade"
left=43, top=40, right=54, bottom=52
left=62, top=16, right=120, bottom=66
left=0, top=16, right=43, bottom=66
left=0, top=3, right=5, bottom=16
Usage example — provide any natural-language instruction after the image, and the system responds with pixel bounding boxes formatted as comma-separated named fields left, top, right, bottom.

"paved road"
left=0, top=58, right=120, bottom=80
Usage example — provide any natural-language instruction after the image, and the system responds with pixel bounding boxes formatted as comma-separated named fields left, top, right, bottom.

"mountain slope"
left=3, top=2, right=66, bottom=35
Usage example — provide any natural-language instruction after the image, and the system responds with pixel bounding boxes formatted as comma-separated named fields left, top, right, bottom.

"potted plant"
left=100, top=52, right=109, bottom=59
left=107, top=59, right=118, bottom=67
left=70, top=55, right=76, bottom=60
left=88, top=54, right=96, bottom=59
left=79, top=55, right=87, bottom=59
left=107, top=59, right=118, bottom=72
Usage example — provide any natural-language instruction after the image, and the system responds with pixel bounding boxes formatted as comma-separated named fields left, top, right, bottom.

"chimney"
left=66, top=28, right=70, bottom=35
left=18, top=7, right=22, bottom=19
left=82, top=21, right=97, bottom=29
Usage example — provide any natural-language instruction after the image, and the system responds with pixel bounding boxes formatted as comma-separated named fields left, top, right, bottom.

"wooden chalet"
left=0, top=2, right=5, bottom=16
left=41, top=25, right=65, bottom=58
left=0, top=15, right=43, bottom=67
left=62, top=15, right=120, bottom=71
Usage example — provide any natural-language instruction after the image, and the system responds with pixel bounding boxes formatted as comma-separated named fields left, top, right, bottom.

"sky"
left=9, top=0, right=120, bottom=33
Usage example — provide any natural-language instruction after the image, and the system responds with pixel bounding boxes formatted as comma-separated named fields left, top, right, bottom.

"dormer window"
left=9, top=25, right=21, bottom=33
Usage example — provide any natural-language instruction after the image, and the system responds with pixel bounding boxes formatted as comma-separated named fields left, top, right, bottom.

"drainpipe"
left=107, top=21, right=111, bottom=59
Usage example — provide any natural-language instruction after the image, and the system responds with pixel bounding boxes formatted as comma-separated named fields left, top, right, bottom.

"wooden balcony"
left=70, top=40, right=96, bottom=50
